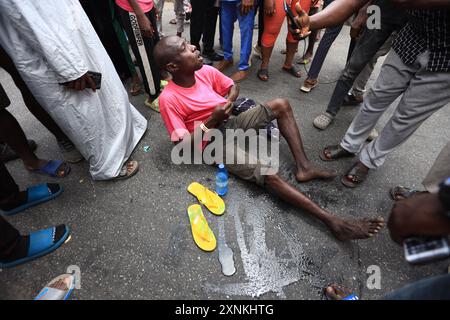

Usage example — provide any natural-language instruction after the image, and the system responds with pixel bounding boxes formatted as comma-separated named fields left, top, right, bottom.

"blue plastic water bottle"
left=216, top=164, right=228, bottom=196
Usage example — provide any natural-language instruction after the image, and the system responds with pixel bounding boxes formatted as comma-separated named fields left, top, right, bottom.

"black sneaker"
left=202, top=51, right=224, bottom=62
left=342, top=93, right=363, bottom=106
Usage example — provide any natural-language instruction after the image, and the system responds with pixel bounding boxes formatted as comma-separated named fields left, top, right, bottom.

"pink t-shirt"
left=115, top=0, right=154, bottom=13
left=159, top=65, right=234, bottom=142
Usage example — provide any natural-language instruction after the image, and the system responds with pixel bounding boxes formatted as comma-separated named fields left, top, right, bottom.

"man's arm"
left=127, top=0, right=155, bottom=38
left=350, top=1, right=371, bottom=39
left=307, top=0, right=369, bottom=30
left=388, top=192, right=450, bottom=244
left=174, top=102, right=234, bottom=151
left=226, top=84, right=239, bottom=103
left=302, top=0, right=450, bottom=31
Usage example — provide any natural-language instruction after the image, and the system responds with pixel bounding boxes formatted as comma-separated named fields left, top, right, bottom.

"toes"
left=325, top=284, right=350, bottom=300
left=324, top=286, right=340, bottom=300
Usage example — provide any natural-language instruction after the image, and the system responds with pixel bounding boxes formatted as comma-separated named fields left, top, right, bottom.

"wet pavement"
left=1, top=3, right=449, bottom=300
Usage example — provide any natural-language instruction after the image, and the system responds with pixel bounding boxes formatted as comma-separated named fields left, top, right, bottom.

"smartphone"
left=59, top=70, right=101, bottom=90
left=87, top=70, right=102, bottom=90
left=283, top=0, right=310, bottom=40
left=404, top=236, right=450, bottom=265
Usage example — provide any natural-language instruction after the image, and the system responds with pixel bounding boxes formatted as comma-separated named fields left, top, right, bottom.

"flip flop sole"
left=2, top=186, right=64, bottom=217
left=0, top=227, right=70, bottom=269
left=35, top=274, right=75, bottom=300
left=188, top=205, right=216, bottom=252
left=187, top=182, right=225, bottom=216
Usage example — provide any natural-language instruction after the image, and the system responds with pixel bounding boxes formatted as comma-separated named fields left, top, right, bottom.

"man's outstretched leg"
left=265, top=98, right=336, bottom=182
left=264, top=174, right=384, bottom=240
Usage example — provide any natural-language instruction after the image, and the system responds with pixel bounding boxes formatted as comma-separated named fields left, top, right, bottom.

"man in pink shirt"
left=154, top=36, right=385, bottom=241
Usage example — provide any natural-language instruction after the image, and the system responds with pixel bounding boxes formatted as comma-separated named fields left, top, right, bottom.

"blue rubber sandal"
left=0, top=225, right=70, bottom=269
left=32, top=160, right=71, bottom=177
left=1, top=183, right=63, bottom=216
left=342, top=294, right=360, bottom=300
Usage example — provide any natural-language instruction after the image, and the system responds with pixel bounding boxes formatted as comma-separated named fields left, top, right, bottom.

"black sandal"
left=282, top=64, right=302, bottom=78
left=319, top=145, right=355, bottom=162
left=257, top=68, right=269, bottom=81
left=389, top=186, right=425, bottom=201
left=341, top=162, right=368, bottom=188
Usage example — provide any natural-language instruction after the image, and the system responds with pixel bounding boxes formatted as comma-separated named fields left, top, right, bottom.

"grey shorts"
left=217, top=104, right=277, bottom=186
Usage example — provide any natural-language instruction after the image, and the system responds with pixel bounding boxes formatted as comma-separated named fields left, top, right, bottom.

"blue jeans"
left=220, top=1, right=255, bottom=71
left=384, top=274, right=450, bottom=300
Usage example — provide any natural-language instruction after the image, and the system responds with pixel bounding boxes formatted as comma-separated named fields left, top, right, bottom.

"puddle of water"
left=218, top=219, right=236, bottom=277
left=204, top=192, right=324, bottom=298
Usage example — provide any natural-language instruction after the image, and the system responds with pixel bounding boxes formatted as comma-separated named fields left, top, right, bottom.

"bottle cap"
left=218, top=164, right=225, bottom=170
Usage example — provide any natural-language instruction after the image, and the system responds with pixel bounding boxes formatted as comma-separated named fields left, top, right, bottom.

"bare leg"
left=266, top=98, right=337, bottom=182
left=0, top=109, right=66, bottom=176
left=283, top=41, right=299, bottom=70
left=258, top=45, right=274, bottom=81
left=264, top=174, right=384, bottom=241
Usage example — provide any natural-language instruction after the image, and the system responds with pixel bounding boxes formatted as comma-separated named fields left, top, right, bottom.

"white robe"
left=0, top=0, right=147, bottom=180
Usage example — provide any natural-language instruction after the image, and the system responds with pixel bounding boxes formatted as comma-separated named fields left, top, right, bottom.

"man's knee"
left=266, top=98, right=291, bottom=117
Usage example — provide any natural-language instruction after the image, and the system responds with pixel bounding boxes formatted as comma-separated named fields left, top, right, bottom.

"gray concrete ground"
left=1, top=3, right=449, bottom=300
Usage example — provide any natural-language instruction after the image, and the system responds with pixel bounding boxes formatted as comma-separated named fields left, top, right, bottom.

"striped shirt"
left=392, top=9, right=450, bottom=72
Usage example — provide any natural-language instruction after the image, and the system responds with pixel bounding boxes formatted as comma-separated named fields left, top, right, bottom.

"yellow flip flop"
left=187, top=204, right=216, bottom=252
left=187, top=182, right=225, bottom=216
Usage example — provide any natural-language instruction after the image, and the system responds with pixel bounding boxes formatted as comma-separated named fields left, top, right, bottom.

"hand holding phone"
left=284, top=1, right=310, bottom=40
left=404, top=236, right=450, bottom=264
left=61, top=71, right=101, bottom=91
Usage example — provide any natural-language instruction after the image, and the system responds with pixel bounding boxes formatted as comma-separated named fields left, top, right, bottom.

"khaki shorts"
left=216, top=104, right=276, bottom=186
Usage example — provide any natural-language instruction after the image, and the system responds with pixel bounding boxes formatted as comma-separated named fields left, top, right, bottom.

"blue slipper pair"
left=0, top=183, right=70, bottom=269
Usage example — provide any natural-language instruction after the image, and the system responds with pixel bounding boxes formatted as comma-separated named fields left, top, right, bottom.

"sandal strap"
left=346, top=164, right=367, bottom=183
left=324, top=145, right=353, bottom=160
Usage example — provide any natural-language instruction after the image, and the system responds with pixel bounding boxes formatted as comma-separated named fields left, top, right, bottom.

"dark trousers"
left=257, top=0, right=265, bottom=47
left=384, top=274, right=450, bottom=300
left=306, top=0, right=342, bottom=79
left=80, top=0, right=132, bottom=81
left=0, top=160, right=20, bottom=260
left=190, top=0, right=219, bottom=54
left=116, top=6, right=161, bottom=100
left=307, top=25, right=342, bottom=79
left=325, top=28, right=395, bottom=116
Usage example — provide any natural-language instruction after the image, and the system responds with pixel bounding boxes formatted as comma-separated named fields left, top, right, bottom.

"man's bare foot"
left=329, top=217, right=384, bottom=241
left=324, top=284, right=357, bottom=300
left=295, top=165, right=337, bottom=182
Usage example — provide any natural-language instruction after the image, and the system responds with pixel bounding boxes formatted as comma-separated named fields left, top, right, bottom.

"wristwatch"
left=438, top=177, right=450, bottom=219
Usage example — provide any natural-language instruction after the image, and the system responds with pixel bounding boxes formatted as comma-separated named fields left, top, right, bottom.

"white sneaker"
left=313, top=112, right=334, bottom=130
